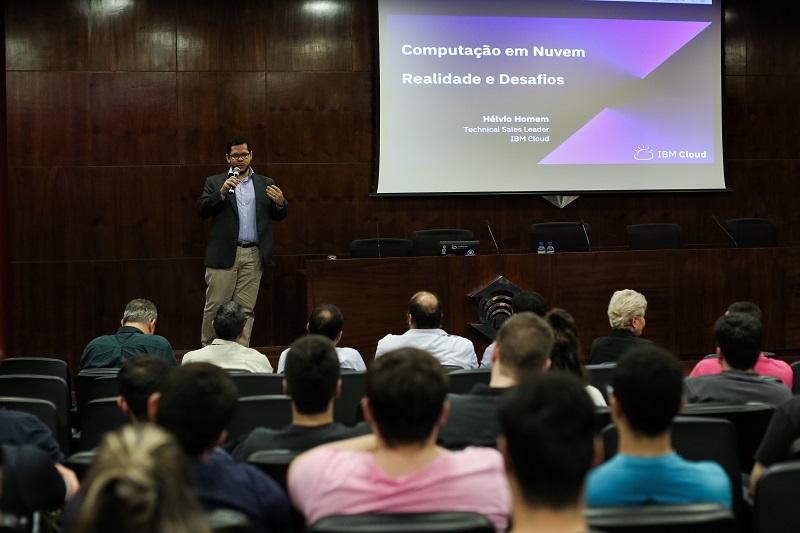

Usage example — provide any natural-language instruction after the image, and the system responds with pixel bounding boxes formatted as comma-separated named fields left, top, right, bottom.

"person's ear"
left=146, top=392, right=161, bottom=423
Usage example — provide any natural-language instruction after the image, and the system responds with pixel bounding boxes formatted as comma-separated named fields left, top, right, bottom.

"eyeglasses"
left=228, top=152, right=251, bottom=160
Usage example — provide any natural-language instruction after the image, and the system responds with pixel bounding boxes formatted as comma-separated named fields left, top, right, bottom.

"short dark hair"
left=308, top=304, right=344, bottom=341
left=284, top=335, right=341, bottom=415
left=213, top=301, right=247, bottom=341
left=156, top=363, right=238, bottom=458
left=727, top=301, right=762, bottom=322
left=546, top=308, right=589, bottom=384
left=408, top=292, right=442, bottom=329
left=512, top=291, right=547, bottom=317
left=495, top=312, right=554, bottom=381
left=227, top=136, right=250, bottom=153
left=715, top=312, right=762, bottom=370
left=611, top=345, right=683, bottom=437
left=118, top=355, right=172, bottom=420
left=366, top=348, right=448, bottom=447
left=499, top=373, right=595, bottom=509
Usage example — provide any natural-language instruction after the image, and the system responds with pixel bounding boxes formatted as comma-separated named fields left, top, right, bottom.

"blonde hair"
left=607, top=289, right=647, bottom=330
left=72, top=424, right=211, bottom=533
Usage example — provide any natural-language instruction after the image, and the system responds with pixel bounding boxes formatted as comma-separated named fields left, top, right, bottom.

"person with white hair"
left=588, top=289, right=652, bottom=364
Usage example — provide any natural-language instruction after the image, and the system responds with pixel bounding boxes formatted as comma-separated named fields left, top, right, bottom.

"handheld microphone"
left=227, top=167, right=240, bottom=195
left=375, top=218, right=381, bottom=259
left=712, top=215, right=738, bottom=247
left=579, top=219, right=591, bottom=251
left=485, top=220, right=499, bottom=253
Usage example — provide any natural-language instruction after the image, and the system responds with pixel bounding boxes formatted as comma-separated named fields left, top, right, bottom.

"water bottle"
left=546, top=242, right=555, bottom=254
left=537, top=241, right=546, bottom=254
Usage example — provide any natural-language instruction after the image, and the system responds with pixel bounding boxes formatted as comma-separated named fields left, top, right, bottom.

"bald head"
left=408, top=291, right=443, bottom=329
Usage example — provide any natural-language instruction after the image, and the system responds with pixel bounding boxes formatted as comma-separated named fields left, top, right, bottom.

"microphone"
left=375, top=218, right=381, bottom=259
left=579, top=219, right=591, bottom=251
left=712, top=215, right=737, bottom=247
left=485, top=220, right=499, bottom=253
left=227, top=167, right=240, bottom=195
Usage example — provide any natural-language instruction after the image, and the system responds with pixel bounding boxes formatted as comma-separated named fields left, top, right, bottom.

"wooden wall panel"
left=4, top=0, right=800, bottom=366
left=177, top=72, right=268, bottom=165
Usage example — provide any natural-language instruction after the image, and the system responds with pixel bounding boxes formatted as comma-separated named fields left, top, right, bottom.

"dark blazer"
left=197, top=172, right=288, bottom=269
left=588, top=328, right=652, bottom=365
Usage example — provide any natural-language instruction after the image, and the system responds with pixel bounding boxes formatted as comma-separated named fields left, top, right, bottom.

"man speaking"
left=197, top=137, right=288, bottom=347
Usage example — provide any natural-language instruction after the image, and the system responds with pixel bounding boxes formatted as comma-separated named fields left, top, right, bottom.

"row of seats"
left=350, top=218, right=778, bottom=257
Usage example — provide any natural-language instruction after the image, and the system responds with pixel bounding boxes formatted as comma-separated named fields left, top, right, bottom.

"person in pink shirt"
left=689, top=302, right=792, bottom=388
left=288, top=347, right=510, bottom=532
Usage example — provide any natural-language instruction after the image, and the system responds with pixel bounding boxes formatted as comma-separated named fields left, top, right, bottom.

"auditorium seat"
left=411, top=229, right=474, bottom=256
left=207, top=509, right=253, bottom=533
left=586, top=363, right=616, bottom=403
left=75, top=368, right=120, bottom=413
left=791, top=361, right=800, bottom=394
left=82, top=375, right=120, bottom=406
left=307, top=512, right=495, bottom=533
left=248, top=449, right=300, bottom=493
left=63, top=450, right=97, bottom=482
left=586, top=503, right=736, bottom=533
left=351, top=238, right=413, bottom=259
left=724, top=217, right=778, bottom=248
left=76, top=398, right=128, bottom=452
left=447, top=368, right=491, bottom=394
left=626, top=223, right=683, bottom=250
left=0, top=357, right=72, bottom=411
left=226, top=395, right=292, bottom=442
left=334, top=371, right=367, bottom=426
left=530, top=221, right=591, bottom=252
left=754, top=461, right=800, bottom=533
left=0, top=374, right=72, bottom=453
left=227, top=372, right=285, bottom=398
left=0, top=396, right=59, bottom=442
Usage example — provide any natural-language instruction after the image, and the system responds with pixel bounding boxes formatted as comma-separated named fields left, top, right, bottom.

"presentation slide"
left=374, top=0, right=726, bottom=195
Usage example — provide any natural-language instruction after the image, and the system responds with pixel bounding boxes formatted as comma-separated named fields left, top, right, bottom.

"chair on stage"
left=530, top=222, right=591, bottom=252
left=411, top=229, right=474, bottom=256
left=724, top=217, right=778, bottom=248
left=626, top=223, right=683, bottom=250
left=351, top=238, right=413, bottom=259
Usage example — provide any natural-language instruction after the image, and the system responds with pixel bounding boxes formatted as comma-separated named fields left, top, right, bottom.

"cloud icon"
left=634, top=146, right=654, bottom=161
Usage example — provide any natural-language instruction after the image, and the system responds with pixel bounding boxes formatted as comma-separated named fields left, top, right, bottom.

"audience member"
left=684, top=313, right=791, bottom=406
left=499, top=373, right=596, bottom=533
left=588, top=289, right=651, bottom=364
left=0, top=443, right=79, bottom=519
left=750, top=393, right=800, bottom=494
left=438, top=312, right=553, bottom=449
left=231, top=335, right=369, bottom=461
left=276, top=304, right=366, bottom=373
left=80, top=299, right=176, bottom=369
left=288, top=348, right=510, bottom=532
left=585, top=345, right=731, bottom=509
left=182, top=301, right=272, bottom=373
left=150, top=363, right=291, bottom=532
left=689, top=302, right=792, bottom=387
left=0, top=409, right=63, bottom=462
left=481, top=290, right=547, bottom=368
left=375, top=291, right=478, bottom=369
left=116, top=354, right=172, bottom=422
left=546, top=308, right=606, bottom=406
left=71, top=424, right=210, bottom=533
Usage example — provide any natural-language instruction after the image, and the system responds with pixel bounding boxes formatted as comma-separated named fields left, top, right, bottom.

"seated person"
left=684, top=313, right=791, bottom=407
left=481, top=290, right=547, bottom=368
left=182, top=301, right=272, bottom=373
left=117, top=354, right=172, bottom=422
left=150, top=363, right=291, bottom=532
left=0, top=408, right=64, bottom=462
left=586, top=345, right=731, bottom=509
left=81, top=298, right=175, bottom=369
left=277, top=304, right=366, bottom=373
left=231, top=335, right=369, bottom=461
left=438, top=312, right=553, bottom=449
left=546, top=308, right=606, bottom=406
left=750, top=394, right=800, bottom=494
left=689, top=302, right=792, bottom=388
left=499, top=373, right=596, bottom=533
left=70, top=424, right=210, bottom=533
left=375, top=291, right=478, bottom=369
left=588, top=289, right=651, bottom=364
left=288, top=348, right=510, bottom=532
